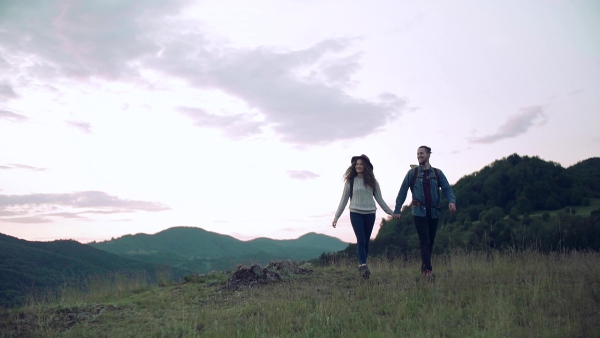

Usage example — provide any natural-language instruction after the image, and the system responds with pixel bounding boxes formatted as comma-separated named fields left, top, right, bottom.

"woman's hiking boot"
left=358, top=264, right=370, bottom=279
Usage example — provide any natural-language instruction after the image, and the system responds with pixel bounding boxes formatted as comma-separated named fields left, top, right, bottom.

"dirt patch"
left=48, top=304, right=118, bottom=330
left=0, top=304, right=120, bottom=337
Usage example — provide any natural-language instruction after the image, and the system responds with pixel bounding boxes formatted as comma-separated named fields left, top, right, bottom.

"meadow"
left=1, top=249, right=598, bottom=337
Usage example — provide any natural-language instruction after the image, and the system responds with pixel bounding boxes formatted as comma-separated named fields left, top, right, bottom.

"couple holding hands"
left=332, top=146, right=457, bottom=279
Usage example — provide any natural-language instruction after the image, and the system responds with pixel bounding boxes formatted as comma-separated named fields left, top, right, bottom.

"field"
left=1, top=249, right=599, bottom=337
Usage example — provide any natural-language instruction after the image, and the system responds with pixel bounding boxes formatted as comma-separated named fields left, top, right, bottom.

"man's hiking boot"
left=422, top=269, right=435, bottom=282
left=358, top=264, right=370, bottom=279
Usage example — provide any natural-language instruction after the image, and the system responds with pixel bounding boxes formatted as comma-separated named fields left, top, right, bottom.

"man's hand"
left=392, top=214, right=401, bottom=219
left=332, top=221, right=337, bottom=228
left=449, top=203, right=456, bottom=212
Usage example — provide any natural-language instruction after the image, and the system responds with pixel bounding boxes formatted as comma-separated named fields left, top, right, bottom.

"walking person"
left=393, top=146, right=457, bottom=278
left=333, top=154, right=394, bottom=279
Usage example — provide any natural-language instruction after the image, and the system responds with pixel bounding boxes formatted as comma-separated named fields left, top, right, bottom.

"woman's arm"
left=333, top=180, right=351, bottom=223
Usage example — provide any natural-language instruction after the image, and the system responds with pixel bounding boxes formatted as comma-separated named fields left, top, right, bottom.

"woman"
left=332, top=154, right=393, bottom=279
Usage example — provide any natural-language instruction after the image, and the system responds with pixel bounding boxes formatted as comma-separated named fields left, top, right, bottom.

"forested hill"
left=330, top=154, right=600, bottom=260
left=448, top=154, right=600, bottom=222
left=0, top=233, right=181, bottom=308
left=89, top=227, right=348, bottom=274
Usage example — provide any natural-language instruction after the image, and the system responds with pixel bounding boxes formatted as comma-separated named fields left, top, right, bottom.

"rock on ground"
left=226, top=259, right=312, bottom=289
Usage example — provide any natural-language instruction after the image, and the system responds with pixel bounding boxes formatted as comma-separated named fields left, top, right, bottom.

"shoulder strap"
left=411, top=167, right=441, bottom=192
left=410, top=167, right=418, bottom=192
left=349, top=177, right=376, bottom=199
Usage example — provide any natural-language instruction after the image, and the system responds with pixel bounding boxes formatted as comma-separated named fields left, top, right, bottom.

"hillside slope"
left=0, top=233, right=179, bottom=308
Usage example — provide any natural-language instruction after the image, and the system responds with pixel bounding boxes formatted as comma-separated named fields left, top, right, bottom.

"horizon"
left=1, top=1, right=599, bottom=244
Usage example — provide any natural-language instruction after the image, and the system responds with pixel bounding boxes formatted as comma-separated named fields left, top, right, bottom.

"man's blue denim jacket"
left=393, top=166, right=457, bottom=218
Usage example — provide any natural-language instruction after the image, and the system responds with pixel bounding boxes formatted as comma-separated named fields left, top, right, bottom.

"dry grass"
left=1, top=250, right=598, bottom=337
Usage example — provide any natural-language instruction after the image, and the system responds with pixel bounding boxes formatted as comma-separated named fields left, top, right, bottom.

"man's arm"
left=392, top=170, right=412, bottom=218
left=439, top=169, right=457, bottom=212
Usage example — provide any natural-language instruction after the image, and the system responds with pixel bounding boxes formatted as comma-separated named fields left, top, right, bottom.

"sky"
left=1, top=0, right=599, bottom=244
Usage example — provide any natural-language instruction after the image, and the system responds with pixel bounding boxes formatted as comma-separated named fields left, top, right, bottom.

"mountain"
left=89, top=227, right=348, bottom=274
left=0, top=233, right=182, bottom=308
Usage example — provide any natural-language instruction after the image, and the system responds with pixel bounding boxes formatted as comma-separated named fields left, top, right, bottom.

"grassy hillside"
left=1, top=250, right=598, bottom=337
left=89, top=227, right=348, bottom=273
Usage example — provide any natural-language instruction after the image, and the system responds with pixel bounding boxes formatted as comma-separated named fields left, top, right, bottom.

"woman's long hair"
left=343, top=162, right=377, bottom=189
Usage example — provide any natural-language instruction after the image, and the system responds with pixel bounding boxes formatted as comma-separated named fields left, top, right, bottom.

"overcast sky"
left=1, top=0, right=599, bottom=244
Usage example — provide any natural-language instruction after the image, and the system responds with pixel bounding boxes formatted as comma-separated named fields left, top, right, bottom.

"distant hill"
left=0, top=233, right=182, bottom=308
left=89, top=227, right=348, bottom=274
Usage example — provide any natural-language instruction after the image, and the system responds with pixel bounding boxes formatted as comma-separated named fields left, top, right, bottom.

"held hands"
left=449, top=203, right=457, bottom=212
left=392, top=214, right=401, bottom=220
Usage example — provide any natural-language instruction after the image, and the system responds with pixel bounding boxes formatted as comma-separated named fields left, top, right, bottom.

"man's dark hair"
left=419, top=145, right=432, bottom=154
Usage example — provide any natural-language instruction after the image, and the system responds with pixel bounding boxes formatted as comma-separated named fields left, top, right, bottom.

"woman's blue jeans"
left=350, top=212, right=376, bottom=264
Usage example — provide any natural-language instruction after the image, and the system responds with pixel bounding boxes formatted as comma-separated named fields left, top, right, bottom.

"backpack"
left=410, top=166, right=441, bottom=193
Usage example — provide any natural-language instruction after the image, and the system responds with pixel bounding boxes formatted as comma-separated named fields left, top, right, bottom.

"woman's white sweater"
left=334, top=177, right=393, bottom=222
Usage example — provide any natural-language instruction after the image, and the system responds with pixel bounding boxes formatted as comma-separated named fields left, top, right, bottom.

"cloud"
left=162, top=39, right=406, bottom=145
left=0, top=1, right=406, bottom=145
left=0, top=110, right=28, bottom=122
left=0, top=191, right=169, bottom=223
left=287, top=170, right=320, bottom=180
left=0, top=164, right=46, bottom=171
left=0, top=82, right=18, bottom=99
left=66, top=120, right=93, bottom=134
left=0, top=0, right=186, bottom=79
left=468, top=106, right=547, bottom=144
left=0, top=216, right=53, bottom=224
left=179, top=107, right=264, bottom=139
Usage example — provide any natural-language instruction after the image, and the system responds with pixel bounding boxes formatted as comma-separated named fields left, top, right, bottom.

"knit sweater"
left=334, top=177, right=394, bottom=222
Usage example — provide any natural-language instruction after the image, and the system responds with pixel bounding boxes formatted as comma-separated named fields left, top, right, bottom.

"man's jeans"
left=413, top=208, right=439, bottom=272
left=350, top=212, right=376, bottom=265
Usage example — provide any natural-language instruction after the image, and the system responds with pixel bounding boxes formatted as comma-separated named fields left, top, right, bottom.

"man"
left=393, top=146, right=456, bottom=277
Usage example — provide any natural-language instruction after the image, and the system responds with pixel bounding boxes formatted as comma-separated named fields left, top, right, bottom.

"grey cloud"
left=66, top=120, right=93, bottom=134
left=0, top=216, right=53, bottom=224
left=0, top=0, right=186, bottom=79
left=0, top=110, right=28, bottom=122
left=149, top=35, right=405, bottom=144
left=1, top=1, right=406, bottom=145
left=197, top=41, right=404, bottom=144
left=468, top=106, right=547, bottom=144
left=312, top=53, right=362, bottom=86
left=47, top=212, right=88, bottom=219
left=287, top=170, right=320, bottom=180
left=567, top=89, right=584, bottom=96
left=0, top=82, right=17, bottom=98
left=0, top=191, right=169, bottom=211
left=179, top=107, right=264, bottom=138
left=0, top=164, right=46, bottom=171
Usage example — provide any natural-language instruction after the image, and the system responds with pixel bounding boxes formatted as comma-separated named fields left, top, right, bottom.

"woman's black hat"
left=351, top=154, right=373, bottom=170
